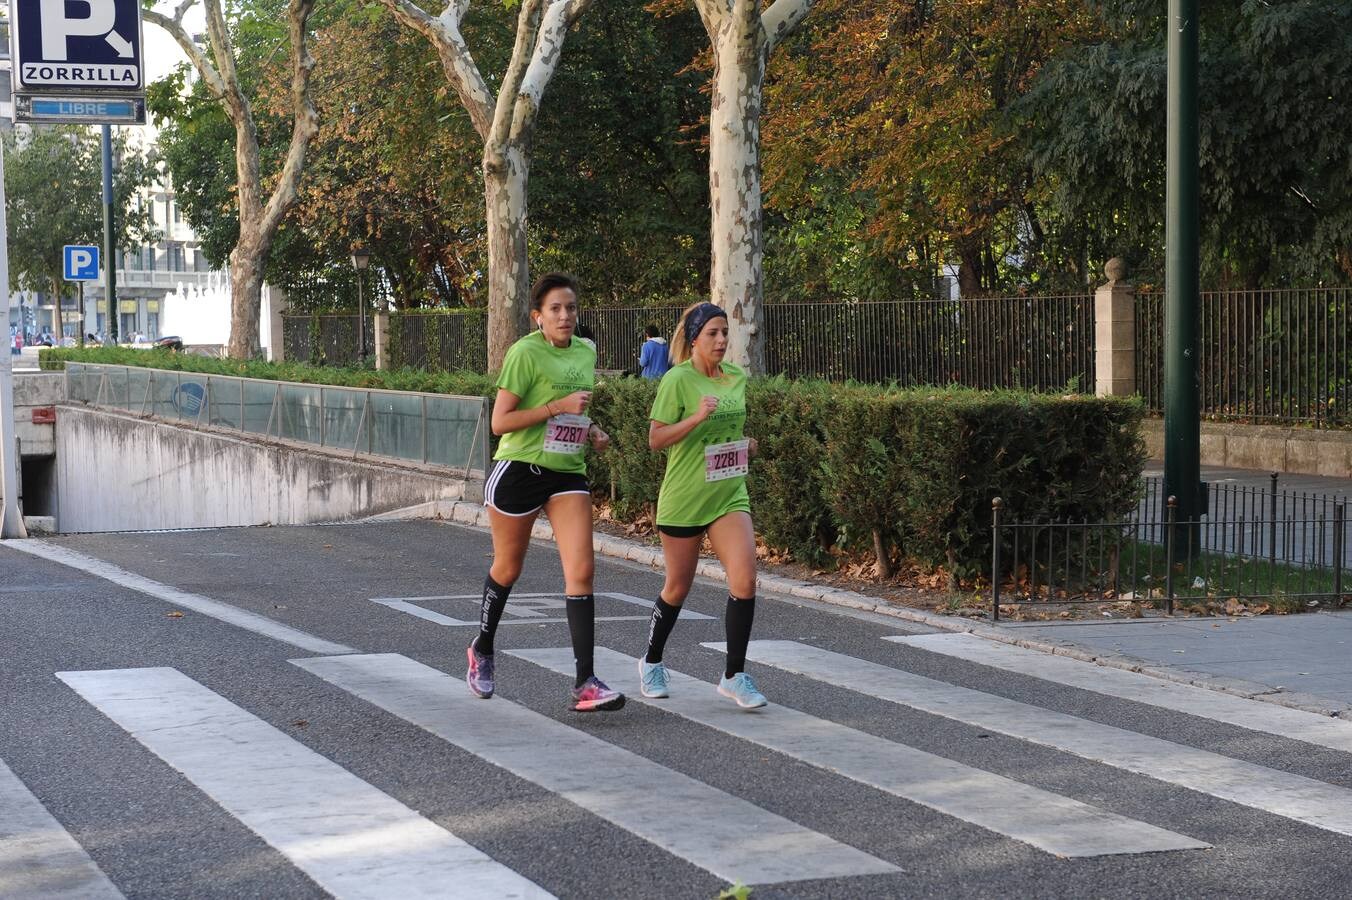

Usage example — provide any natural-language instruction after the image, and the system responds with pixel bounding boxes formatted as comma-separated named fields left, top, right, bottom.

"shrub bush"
left=42, top=348, right=1145, bottom=579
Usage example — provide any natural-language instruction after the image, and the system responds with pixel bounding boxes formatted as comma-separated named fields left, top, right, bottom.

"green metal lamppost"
left=1164, top=0, right=1203, bottom=550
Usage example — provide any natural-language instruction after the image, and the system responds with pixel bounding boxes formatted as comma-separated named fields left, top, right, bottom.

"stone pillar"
left=373, top=310, right=390, bottom=371
left=1094, top=258, right=1136, bottom=396
left=260, top=285, right=288, bottom=362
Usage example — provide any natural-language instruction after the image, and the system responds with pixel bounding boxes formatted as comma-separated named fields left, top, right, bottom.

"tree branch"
left=692, top=0, right=731, bottom=41
left=509, top=0, right=577, bottom=145
left=488, top=0, right=546, bottom=154
left=374, top=0, right=495, bottom=140
left=762, top=0, right=815, bottom=53
left=258, top=0, right=320, bottom=239
left=141, top=6, right=228, bottom=100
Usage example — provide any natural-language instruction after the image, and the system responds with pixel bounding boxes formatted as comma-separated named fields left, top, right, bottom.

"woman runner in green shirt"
left=468, top=272, right=625, bottom=712
left=640, top=302, right=766, bottom=709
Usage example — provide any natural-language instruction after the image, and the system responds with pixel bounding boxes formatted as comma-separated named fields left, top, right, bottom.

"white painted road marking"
left=0, top=757, right=124, bottom=900
left=8, top=541, right=356, bottom=655
left=886, top=633, right=1352, bottom=754
left=510, top=647, right=1207, bottom=858
left=292, top=652, right=896, bottom=885
left=723, top=640, right=1352, bottom=838
left=57, top=667, right=551, bottom=900
left=370, top=591, right=714, bottom=627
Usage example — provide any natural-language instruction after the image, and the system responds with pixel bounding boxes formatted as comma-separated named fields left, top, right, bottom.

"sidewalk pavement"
left=1007, top=613, right=1352, bottom=714
left=1142, top=461, right=1352, bottom=500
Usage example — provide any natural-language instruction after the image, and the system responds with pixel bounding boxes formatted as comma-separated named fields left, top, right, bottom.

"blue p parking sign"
left=63, top=245, right=100, bottom=282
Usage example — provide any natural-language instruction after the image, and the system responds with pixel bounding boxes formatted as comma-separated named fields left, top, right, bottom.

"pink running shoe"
left=466, top=641, right=495, bottom=699
left=571, top=676, right=625, bottom=712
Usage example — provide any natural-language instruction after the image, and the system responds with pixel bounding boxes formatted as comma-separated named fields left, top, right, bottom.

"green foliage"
left=746, top=378, right=834, bottom=564
left=4, top=128, right=157, bottom=302
left=1020, top=0, right=1352, bottom=286
left=583, top=376, right=664, bottom=520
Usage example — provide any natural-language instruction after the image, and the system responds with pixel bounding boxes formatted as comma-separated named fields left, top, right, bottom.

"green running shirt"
left=650, top=360, right=751, bottom=527
left=494, top=330, right=596, bottom=474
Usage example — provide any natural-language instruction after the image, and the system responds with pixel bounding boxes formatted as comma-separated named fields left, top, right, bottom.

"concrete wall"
left=14, top=372, right=65, bottom=457
left=55, top=405, right=477, bottom=532
left=1142, top=418, right=1352, bottom=478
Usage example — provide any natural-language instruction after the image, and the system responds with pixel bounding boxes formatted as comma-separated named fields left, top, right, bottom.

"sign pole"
left=0, top=148, right=30, bottom=539
left=102, top=125, right=117, bottom=344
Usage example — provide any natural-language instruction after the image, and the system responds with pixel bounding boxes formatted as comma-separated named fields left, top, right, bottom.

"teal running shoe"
left=717, top=672, right=767, bottom=709
left=639, top=659, right=670, bottom=698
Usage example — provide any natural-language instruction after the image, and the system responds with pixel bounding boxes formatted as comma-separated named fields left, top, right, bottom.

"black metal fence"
left=280, top=288, right=1352, bottom=426
left=289, top=295, right=1095, bottom=389
left=1137, top=287, right=1352, bottom=426
left=282, top=314, right=372, bottom=367
left=389, top=312, right=487, bottom=372
left=991, top=495, right=1350, bottom=619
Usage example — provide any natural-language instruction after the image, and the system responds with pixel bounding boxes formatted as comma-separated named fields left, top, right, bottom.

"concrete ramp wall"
left=55, top=405, right=478, bottom=532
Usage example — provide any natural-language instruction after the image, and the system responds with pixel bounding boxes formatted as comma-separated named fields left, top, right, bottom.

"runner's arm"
left=648, top=396, right=717, bottom=450
left=491, top=389, right=592, bottom=436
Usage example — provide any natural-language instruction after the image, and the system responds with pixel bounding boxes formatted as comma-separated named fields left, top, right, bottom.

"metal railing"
left=287, top=295, right=1095, bottom=389
left=390, top=312, right=487, bottom=372
left=1137, top=287, right=1352, bottom=426
left=64, top=363, right=491, bottom=483
left=990, top=496, right=1349, bottom=619
left=283, top=314, right=375, bottom=367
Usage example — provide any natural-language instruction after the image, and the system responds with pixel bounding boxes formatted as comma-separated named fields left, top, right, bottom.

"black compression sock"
left=566, top=594, right=596, bottom=687
left=645, top=597, right=683, bottom=664
left=723, top=595, right=756, bottom=678
left=476, top=575, right=512, bottom=655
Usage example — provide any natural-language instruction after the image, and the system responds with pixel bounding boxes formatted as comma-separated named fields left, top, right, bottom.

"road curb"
left=441, top=501, right=1352, bottom=720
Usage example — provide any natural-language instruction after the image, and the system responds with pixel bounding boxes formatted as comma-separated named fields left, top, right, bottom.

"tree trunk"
left=485, top=145, right=531, bottom=372
left=872, top=528, right=893, bottom=580
left=956, top=237, right=984, bottom=298
left=227, top=238, right=266, bottom=358
left=708, top=27, right=768, bottom=374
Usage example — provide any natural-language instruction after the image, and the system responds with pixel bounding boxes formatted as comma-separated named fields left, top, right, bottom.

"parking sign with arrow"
left=12, top=0, right=145, bottom=122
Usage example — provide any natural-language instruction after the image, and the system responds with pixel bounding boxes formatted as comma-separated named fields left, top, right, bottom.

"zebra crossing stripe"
left=56, top=667, right=553, bottom=900
left=724, top=640, right=1352, bottom=838
left=509, top=646, right=1207, bottom=858
left=12, top=541, right=356, bottom=656
left=292, top=652, right=897, bottom=885
left=0, top=757, right=124, bottom=900
left=886, top=633, right=1352, bottom=754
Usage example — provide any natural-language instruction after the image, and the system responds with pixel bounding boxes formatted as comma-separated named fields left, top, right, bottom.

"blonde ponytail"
left=670, top=302, right=702, bottom=364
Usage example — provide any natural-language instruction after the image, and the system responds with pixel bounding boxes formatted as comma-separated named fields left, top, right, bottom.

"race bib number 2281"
left=704, top=439, right=749, bottom=482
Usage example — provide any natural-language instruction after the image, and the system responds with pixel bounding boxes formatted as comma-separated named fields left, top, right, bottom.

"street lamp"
left=350, top=246, right=369, bottom=364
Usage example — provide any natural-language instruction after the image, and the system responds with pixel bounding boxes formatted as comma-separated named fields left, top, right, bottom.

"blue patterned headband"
left=684, top=303, right=728, bottom=346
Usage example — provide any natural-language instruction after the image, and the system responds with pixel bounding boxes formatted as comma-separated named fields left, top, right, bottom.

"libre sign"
left=11, top=0, right=146, bottom=124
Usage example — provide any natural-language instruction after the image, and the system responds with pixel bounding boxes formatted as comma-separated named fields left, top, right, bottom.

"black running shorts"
left=485, top=460, right=591, bottom=516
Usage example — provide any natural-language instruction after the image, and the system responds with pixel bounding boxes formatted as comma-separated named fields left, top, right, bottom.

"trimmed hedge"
left=41, top=347, right=1146, bottom=578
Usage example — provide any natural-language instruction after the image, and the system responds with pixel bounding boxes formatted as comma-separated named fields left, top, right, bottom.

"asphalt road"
left=3, top=519, right=1351, bottom=899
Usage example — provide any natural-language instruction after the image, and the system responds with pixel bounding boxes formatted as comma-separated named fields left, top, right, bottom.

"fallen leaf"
left=167, top=611, right=184, bottom=618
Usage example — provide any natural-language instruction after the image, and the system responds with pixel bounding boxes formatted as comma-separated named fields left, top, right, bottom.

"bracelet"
left=545, top=402, right=555, bottom=417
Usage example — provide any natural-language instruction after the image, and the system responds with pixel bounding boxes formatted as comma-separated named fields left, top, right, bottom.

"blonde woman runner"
left=639, top=302, right=765, bottom=708
left=468, top=272, right=625, bottom=712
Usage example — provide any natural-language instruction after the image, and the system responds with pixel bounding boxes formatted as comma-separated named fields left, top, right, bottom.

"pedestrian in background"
left=639, top=324, right=671, bottom=379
